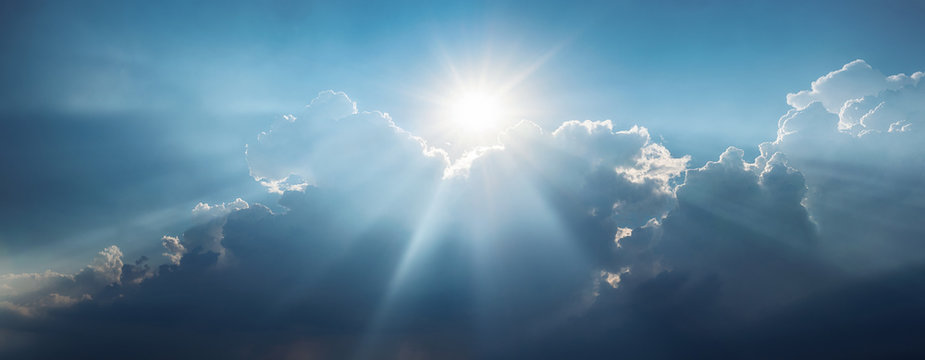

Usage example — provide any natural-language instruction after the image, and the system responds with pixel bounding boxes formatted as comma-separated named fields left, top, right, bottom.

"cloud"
left=0, top=246, right=129, bottom=317
left=614, top=146, right=836, bottom=316
left=767, top=59, right=925, bottom=272
left=191, top=198, right=249, bottom=220
left=838, top=72, right=925, bottom=134
left=785, top=59, right=917, bottom=113
left=3, top=61, right=925, bottom=358
left=246, top=91, right=688, bottom=231
left=0, top=90, right=693, bottom=357
left=245, top=90, right=448, bottom=195
left=160, top=236, right=186, bottom=265
left=469, top=119, right=688, bottom=228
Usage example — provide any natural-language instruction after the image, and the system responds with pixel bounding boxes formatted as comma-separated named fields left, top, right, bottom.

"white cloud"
left=613, top=144, right=832, bottom=316
left=0, top=246, right=127, bottom=315
left=785, top=59, right=913, bottom=112
left=464, top=119, right=689, bottom=229
left=0, top=271, right=75, bottom=298
left=246, top=92, right=688, bottom=234
left=245, top=91, right=448, bottom=195
left=613, top=227, right=632, bottom=247
left=192, top=198, right=250, bottom=219
left=766, top=60, right=925, bottom=272
left=838, top=74, right=924, bottom=134
left=87, top=245, right=123, bottom=285
left=600, top=267, right=630, bottom=289
left=161, top=236, right=187, bottom=265
left=4, top=62, right=925, bottom=358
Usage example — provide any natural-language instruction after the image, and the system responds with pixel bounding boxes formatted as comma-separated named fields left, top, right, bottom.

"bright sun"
left=449, top=91, right=506, bottom=134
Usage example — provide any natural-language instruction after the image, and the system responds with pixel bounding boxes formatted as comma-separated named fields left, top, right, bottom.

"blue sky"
left=2, top=0, right=925, bottom=358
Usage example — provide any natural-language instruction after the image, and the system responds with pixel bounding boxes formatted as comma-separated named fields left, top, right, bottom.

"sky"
left=2, top=0, right=925, bottom=358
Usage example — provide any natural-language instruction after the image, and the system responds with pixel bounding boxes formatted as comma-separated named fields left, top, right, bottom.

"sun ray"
left=350, top=180, right=455, bottom=358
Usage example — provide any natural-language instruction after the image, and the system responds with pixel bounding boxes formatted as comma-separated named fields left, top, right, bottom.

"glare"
left=414, top=43, right=566, bottom=152
left=450, top=91, right=505, bottom=133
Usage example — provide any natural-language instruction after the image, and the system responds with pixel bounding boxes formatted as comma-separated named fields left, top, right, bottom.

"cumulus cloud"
left=0, top=246, right=129, bottom=316
left=785, top=59, right=917, bottom=112
left=246, top=91, right=688, bottom=230
left=838, top=73, right=925, bottom=134
left=614, top=146, right=835, bottom=315
left=88, top=245, right=124, bottom=284
left=0, top=90, right=693, bottom=357
left=191, top=198, right=249, bottom=220
left=767, top=60, right=925, bottom=272
left=466, top=119, right=688, bottom=230
left=166, top=197, right=255, bottom=266
left=4, top=61, right=925, bottom=358
left=245, top=90, right=448, bottom=195
left=161, top=235, right=186, bottom=265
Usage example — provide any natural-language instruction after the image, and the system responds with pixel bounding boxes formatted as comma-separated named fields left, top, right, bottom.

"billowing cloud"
left=785, top=59, right=918, bottom=113
left=3, top=61, right=925, bottom=358
left=767, top=60, right=925, bottom=272
left=0, top=246, right=128, bottom=317
left=191, top=198, right=249, bottom=220
left=161, top=235, right=186, bottom=265
left=614, top=146, right=836, bottom=315
left=0, top=90, right=692, bottom=357
left=245, top=90, right=448, bottom=195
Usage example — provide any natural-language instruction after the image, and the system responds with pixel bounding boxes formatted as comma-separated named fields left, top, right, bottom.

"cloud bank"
left=2, top=61, right=925, bottom=359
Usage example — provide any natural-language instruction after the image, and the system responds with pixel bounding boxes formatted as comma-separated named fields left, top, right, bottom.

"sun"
left=450, top=91, right=505, bottom=133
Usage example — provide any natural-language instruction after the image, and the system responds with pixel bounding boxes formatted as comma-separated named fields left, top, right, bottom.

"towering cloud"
left=767, top=60, right=925, bottom=272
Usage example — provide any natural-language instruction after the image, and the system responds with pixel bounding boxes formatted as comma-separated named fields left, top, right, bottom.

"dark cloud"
left=3, top=62, right=925, bottom=359
left=616, top=147, right=838, bottom=311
